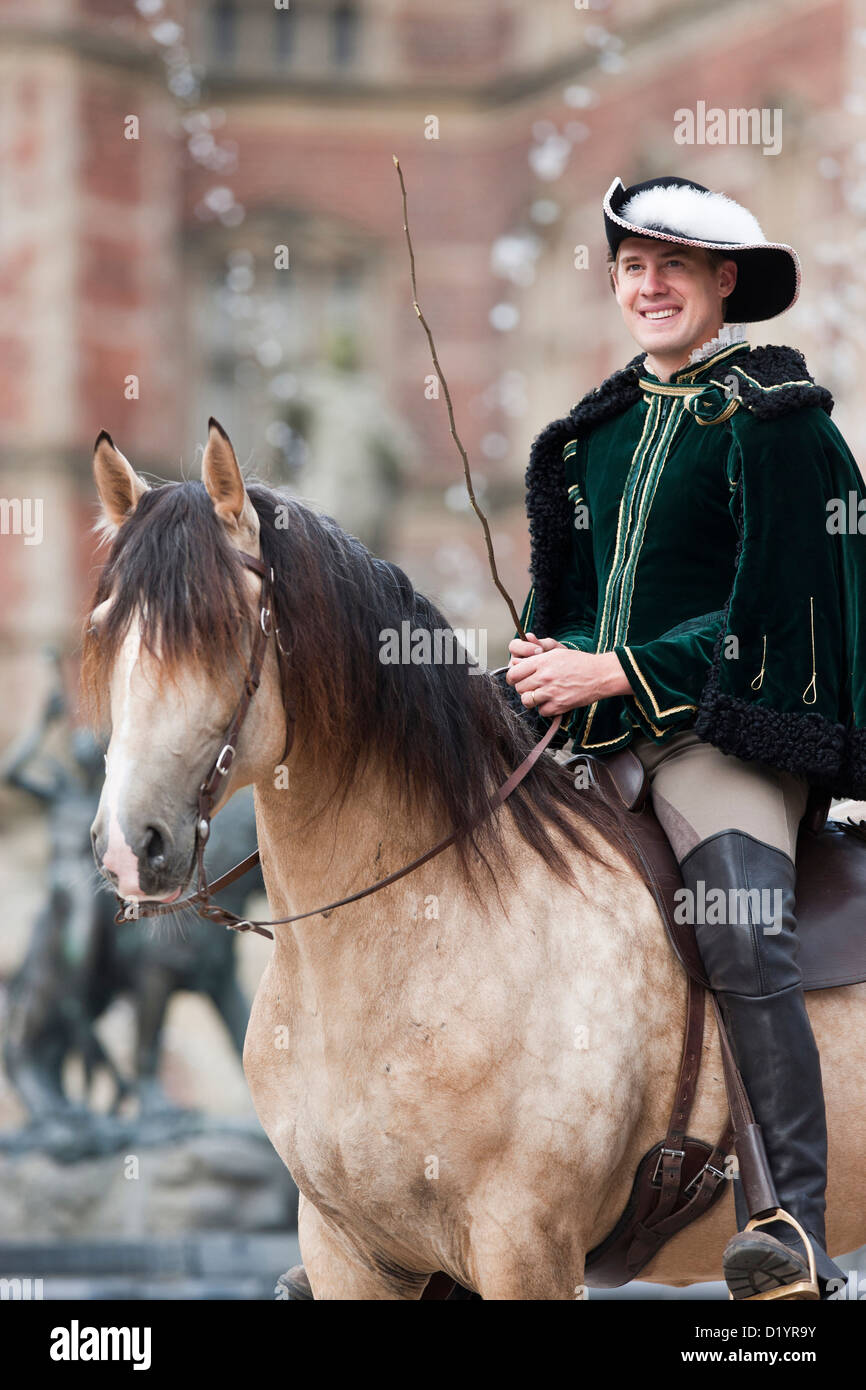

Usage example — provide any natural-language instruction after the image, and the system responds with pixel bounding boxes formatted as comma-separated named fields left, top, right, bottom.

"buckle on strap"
left=215, top=743, right=235, bottom=776
left=650, top=1146, right=686, bottom=1188
left=683, top=1159, right=727, bottom=1202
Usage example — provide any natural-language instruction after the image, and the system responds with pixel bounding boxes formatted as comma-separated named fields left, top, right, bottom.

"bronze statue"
left=1, top=650, right=263, bottom=1157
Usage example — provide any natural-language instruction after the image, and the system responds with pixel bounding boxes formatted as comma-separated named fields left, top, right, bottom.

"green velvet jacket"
left=504, top=340, right=866, bottom=799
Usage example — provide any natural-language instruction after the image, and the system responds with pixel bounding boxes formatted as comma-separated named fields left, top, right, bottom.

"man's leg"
left=629, top=729, right=845, bottom=1299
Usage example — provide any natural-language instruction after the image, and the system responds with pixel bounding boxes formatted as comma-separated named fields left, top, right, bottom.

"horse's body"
left=83, top=425, right=866, bottom=1298
left=245, top=774, right=866, bottom=1297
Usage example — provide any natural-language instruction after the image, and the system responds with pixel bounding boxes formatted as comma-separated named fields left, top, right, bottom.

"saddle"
left=566, top=746, right=866, bottom=1288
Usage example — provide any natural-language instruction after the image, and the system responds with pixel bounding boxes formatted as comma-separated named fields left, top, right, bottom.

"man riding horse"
left=506, top=174, right=866, bottom=1300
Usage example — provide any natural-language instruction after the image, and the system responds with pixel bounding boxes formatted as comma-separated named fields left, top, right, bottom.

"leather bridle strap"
left=198, top=705, right=564, bottom=936
left=184, top=706, right=563, bottom=937
left=114, top=597, right=562, bottom=940
left=114, top=551, right=294, bottom=937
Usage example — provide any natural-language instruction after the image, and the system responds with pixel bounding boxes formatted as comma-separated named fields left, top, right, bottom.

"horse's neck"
left=252, top=750, right=453, bottom=980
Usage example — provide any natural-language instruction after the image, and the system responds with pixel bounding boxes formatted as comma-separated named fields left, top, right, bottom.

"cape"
left=499, top=344, right=866, bottom=800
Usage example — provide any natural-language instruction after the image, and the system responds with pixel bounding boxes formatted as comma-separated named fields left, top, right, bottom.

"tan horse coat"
left=89, top=430, right=866, bottom=1299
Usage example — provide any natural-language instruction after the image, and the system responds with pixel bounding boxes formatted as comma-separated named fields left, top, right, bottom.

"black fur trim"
left=524, top=418, right=578, bottom=639
left=519, top=342, right=863, bottom=791
left=708, top=343, right=835, bottom=419
left=523, top=344, right=833, bottom=640
left=569, top=351, right=647, bottom=433
left=523, top=352, right=648, bottom=636
left=842, top=729, right=866, bottom=800
left=694, top=685, right=850, bottom=794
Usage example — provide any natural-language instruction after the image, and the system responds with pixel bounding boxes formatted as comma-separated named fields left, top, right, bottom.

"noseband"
left=113, top=551, right=561, bottom=940
left=113, top=552, right=293, bottom=937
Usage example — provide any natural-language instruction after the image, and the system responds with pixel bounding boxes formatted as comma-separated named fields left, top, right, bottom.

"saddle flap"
left=583, top=753, right=866, bottom=995
left=567, top=747, right=649, bottom=812
left=796, top=820, right=866, bottom=991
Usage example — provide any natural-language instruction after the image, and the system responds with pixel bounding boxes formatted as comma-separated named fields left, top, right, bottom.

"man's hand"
left=505, top=632, right=633, bottom=716
left=508, top=631, right=561, bottom=663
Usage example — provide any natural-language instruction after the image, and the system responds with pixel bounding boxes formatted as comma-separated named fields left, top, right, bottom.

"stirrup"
left=727, top=1208, right=820, bottom=1301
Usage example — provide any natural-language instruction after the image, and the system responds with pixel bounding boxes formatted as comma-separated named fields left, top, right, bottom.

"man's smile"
left=639, top=306, right=682, bottom=320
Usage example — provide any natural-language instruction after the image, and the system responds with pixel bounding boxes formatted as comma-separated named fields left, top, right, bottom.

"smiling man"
left=503, top=174, right=866, bottom=1300
left=617, top=237, right=737, bottom=376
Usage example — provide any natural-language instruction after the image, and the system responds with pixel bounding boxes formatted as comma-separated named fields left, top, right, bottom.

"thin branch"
left=393, top=155, right=526, bottom=641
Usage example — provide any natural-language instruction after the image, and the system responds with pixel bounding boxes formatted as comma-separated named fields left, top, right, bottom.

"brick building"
left=0, top=0, right=863, bottom=748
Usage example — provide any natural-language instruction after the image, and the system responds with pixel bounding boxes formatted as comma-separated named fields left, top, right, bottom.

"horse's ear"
left=92, top=431, right=149, bottom=539
left=202, top=418, right=257, bottom=533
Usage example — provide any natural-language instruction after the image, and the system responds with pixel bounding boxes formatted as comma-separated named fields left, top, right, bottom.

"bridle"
left=112, top=551, right=561, bottom=940
left=111, top=552, right=289, bottom=936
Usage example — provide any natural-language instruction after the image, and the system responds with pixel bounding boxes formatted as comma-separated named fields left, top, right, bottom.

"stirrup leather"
left=727, top=1208, right=820, bottom=1301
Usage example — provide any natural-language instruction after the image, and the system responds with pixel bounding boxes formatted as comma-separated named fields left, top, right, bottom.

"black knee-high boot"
left=678, top=829, right=846, bottom=1299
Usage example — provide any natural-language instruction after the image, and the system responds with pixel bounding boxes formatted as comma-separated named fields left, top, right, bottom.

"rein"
left=113, top=552, right=562, bottom=941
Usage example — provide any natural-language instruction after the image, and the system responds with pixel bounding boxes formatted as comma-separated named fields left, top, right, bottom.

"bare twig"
left=392, top=155, right=526, bottom=641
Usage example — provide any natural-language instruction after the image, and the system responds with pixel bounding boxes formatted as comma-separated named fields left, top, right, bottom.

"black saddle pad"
left=796, top=820, right=866, bottom=991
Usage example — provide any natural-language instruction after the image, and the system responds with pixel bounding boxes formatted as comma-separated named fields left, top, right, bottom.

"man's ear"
left=202, top=418, right=259, bottom=536
left=92, top=431, right=149, bottom=539
left=609, top=259, right=620, bottom=301
left=719, top=257, right=738, bottom=304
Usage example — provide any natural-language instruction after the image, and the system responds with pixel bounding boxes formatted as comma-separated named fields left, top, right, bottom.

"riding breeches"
left=627, top=726, right=809, bottom=866
left=620, top=723, right=844, bottom=1289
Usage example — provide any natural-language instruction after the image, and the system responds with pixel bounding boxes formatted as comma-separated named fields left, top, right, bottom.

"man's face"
left=611, top=237, right=737, bottom=361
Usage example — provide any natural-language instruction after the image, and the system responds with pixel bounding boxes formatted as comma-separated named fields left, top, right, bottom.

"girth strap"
left=625, top=975, right=735, bottom=1271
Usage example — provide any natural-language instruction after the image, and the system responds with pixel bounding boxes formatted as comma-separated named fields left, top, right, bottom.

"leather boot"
left=678, top=829, right=846, bottom=1300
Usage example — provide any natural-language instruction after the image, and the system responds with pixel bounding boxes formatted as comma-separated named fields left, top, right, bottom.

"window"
left=274, top=4, right=296, bottom=64
left=211, top=0, right=237, bottom=64
left=331, top=3, right=359, bottom=68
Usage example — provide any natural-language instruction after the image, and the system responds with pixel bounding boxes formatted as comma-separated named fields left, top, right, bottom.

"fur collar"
left=522, top=344, right=833, bottom=640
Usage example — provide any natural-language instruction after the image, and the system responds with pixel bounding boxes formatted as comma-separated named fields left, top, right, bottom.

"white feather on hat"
left=618, top=183, right=767, bottom=246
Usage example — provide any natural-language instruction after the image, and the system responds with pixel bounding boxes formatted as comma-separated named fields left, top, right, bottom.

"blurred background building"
left=2, top=0, right=865, bottom=745
left=1, top=0, right=865, bottom=1293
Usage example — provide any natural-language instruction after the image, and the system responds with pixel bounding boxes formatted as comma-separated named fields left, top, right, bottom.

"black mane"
left=83, top=478, right=644, bottom=903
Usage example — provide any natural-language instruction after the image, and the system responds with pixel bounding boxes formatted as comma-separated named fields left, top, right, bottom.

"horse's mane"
left=81, top=478, right=645, bottom=903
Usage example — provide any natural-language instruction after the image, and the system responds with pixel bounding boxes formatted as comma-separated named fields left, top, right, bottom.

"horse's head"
left=84, top=421, right=287, bottom=903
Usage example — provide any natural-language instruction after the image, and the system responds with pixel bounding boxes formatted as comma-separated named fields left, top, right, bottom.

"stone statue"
left=1, top=649, right=264, bottom=1157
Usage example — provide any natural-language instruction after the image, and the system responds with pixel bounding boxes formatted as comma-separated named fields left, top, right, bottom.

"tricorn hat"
left=603, top=175, right=800, bottom=322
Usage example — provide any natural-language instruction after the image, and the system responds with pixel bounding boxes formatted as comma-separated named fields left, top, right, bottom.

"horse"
left=81, top=422, right=866, bottom=1299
